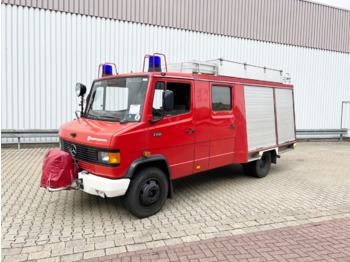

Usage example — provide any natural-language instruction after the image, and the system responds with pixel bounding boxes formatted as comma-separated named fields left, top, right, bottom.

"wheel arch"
left=270, top=149, right=278, bottom=164
left=262, top=149, right=277, bottom=164
left=124, top=155, right=173, bottom=198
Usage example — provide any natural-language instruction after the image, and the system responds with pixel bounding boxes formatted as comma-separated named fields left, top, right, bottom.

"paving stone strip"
left=1, top=142, right=350, bottom=261
left=80, top=217, right=350, bottom=262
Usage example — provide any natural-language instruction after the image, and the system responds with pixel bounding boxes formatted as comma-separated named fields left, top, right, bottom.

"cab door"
left=209, top=84, right=236, bottom=169
left=149, top=79, right=195, bottom=179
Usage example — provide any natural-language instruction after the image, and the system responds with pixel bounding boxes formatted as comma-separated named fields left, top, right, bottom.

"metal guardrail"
left=1, top=128, right=348, bottom=149
left=296, top=129, right=348, bottom=141
left=341, top=101, right=350, bottom=133
left=1, top=129, right=59, bottom=149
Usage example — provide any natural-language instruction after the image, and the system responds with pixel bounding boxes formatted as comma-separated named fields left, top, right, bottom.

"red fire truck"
left=45, top=53, right=296, bottom=218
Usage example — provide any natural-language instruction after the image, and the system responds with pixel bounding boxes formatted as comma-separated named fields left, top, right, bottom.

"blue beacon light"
left=148, top=56, right=161, bottom=72
left=102, top=65, right=113, bottom=76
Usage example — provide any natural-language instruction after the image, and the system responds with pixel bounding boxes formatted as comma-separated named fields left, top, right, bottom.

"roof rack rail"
left=166, top=58, right=291, bottom=84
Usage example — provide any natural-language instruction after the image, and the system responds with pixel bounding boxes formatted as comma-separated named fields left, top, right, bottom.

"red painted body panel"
left=108, top=122, right=149, bottom=179
left=209, top=82, right=236, bottom=169
left=193, top=81, right=211, bottom=173
left=232, top=85, right=248, bottom=163
left=59, top=118, right=147, bottom=179
left=59, top=71, right=296, bottom=181
left=59, top=118, right=137, bottom=148
left=149, top=116, right=195, bottom=179
left=148, top=78, right=195, bottom=179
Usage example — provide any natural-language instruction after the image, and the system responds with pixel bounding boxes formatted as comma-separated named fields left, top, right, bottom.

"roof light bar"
left=148, top=56, right=161, bottom=72
left=142, top=53, right=168, bottom=73
left=97, top=63, right=118, bottom=78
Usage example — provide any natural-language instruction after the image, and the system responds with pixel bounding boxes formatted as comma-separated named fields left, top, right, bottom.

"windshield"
left=85, top=77, right=149, bottom=122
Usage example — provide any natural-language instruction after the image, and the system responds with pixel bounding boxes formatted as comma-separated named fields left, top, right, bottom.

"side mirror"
left=75, top=83, right=87, bottom=97
left=163, top=90, right=174, bottom=111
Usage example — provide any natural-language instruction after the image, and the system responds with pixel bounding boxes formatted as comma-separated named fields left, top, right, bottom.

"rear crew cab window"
left=166, top=82, right=191, bottom=117
left=212, top=85, right=232, bottom=111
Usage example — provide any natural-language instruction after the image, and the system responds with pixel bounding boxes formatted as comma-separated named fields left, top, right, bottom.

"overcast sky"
left=308, top=0, right=350, bottom=10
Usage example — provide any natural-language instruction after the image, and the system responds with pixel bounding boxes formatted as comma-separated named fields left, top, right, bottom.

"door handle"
left=229, top=125, right=236, bottom=129
left=186, top=129, right=195, bottom=133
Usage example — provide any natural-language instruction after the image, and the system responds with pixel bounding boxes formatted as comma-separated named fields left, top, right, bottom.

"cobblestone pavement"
left=81, top=217, right=350, bottom=262
left=1, top=142, right=350, bottom=261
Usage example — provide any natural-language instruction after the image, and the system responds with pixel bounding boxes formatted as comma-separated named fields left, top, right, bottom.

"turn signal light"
left=108, top=152, right=120, bottom=164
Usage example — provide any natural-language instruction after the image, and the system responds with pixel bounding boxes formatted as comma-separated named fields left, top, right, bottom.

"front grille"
left=61, top=139, right=119, bottom=167
left=62, top=139, right=99, bottom=163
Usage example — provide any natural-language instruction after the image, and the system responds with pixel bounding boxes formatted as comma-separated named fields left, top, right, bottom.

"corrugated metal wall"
left=342, top=102, right=350, bottom=136
left=1, top=4, right=350, bottom=143
left=2, top=0, right=350, bottom=53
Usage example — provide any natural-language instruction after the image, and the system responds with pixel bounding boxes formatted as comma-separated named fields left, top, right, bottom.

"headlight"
left=75, top=83, right=87, bottom=97
left=98, top=152, right=120, bottom=164
left=98, top=152, right=109, bottom=162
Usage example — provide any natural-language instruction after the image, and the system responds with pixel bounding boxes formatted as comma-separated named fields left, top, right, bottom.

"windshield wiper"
left=100, top=115, right=118, bottom=119
left=86, top=114, right=98, bottom=120
left=120, top=119, right=129, bottom=124
left=97, top=115, right=122, bottom=122
left=86, top=113, right=122, bottom=122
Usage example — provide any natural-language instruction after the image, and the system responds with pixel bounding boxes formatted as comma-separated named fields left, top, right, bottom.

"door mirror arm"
left=150, top=118, right=162, bottom=125
left=150, top=111, right=164, bottom=124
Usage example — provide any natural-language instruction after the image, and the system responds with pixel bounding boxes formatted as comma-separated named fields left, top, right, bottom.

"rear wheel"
left=124, top=167, right=168, bottom=218
left=242, top=151, right=272, bottom=178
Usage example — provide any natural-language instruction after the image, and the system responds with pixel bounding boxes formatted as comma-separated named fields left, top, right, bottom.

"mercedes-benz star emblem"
left=70, top=144, right=77, bottom=157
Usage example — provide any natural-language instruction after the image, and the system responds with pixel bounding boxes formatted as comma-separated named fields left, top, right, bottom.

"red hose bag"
left=41, top=149, right=79, bottom=188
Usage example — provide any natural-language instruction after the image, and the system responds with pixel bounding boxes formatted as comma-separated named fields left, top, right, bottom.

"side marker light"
left=143, top=151, right=151, bottom=157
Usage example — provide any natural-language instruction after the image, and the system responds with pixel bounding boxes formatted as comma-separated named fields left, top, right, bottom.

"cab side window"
left=212, top=85, right=232, bottom=111
left=152, top=82, right=165, bottom=120
left=166, top=82, right=191, bottom=117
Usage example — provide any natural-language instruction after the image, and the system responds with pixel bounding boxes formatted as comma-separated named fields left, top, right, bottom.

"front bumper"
left=78, top=171, right=130, bottom=198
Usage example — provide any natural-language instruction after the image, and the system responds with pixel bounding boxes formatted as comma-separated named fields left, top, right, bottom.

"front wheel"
left=242, top=151, right=272, bottom=178
left=124, top=167, right=168, bottom=218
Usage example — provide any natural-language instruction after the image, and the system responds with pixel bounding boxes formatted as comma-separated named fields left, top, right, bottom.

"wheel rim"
left=139, top=179, right=161, bottom=206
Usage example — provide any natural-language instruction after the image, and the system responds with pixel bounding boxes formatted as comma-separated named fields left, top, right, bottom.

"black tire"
left=242, top=151, right=272, bottom=178
left=241, top=163, right=251, bottom=174
left=124, top=167, right=168, bottom=218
